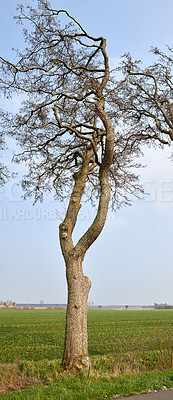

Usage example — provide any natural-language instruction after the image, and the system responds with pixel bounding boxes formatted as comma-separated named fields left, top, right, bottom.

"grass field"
left=0, top=309, right=173, bottom=398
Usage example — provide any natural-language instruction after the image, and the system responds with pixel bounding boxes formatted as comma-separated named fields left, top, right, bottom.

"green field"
left=0, top=309, right=173, bottom=399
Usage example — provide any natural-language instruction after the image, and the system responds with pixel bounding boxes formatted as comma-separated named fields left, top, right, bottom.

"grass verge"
left=0, top=360, right=173, bottom=399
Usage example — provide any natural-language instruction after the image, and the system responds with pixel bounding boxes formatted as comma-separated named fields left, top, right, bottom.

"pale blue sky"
left=0, top=0, right=173, bottom=305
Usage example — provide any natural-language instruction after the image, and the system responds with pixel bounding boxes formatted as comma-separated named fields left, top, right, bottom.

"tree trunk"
left=61, top=255, right=91, bottom=371
left=59, top=38, right=114, bottom=372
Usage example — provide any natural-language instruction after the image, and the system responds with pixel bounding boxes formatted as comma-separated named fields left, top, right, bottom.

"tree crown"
left=0, top=0, right=172, bottom=207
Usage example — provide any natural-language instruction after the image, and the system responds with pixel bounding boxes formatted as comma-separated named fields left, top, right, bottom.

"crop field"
left=0, top=309, right=173, bottom=399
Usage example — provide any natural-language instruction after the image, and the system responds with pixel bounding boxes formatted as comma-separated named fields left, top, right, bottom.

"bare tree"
left=109, top=48, right=173, bottom=147
left=0, top=0, right=172, bottom=371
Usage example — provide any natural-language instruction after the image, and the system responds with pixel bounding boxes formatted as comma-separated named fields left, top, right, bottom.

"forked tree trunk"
left=61, top=255, right=91, bottom=370
left=59, top=38, right=114, bottom=372
left=59, top=150, right=95, bottom=372
left=59, top=116, right=114, bottom=371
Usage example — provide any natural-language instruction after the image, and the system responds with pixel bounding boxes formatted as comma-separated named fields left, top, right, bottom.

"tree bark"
left=59, top=150, right=94, bottom=371
left=61, top=254, right=91, bottom=371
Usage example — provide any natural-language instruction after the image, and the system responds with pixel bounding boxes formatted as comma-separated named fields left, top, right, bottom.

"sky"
left=0, top=0, right=173, bottom=306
